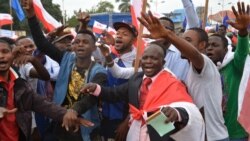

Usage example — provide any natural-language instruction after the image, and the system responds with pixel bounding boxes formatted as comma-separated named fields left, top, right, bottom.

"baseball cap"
left=113, top=22, right=138, bottom=37
left=52, top=33, right=74, bottom=44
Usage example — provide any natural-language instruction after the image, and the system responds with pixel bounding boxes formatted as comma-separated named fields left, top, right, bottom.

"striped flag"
left=0, top=14, right=13, bottom=27
left=238, top=56, right=250, bottom=140
left=92, top=20, right=107, bottom=34
left=107, top=26, right=116, bottom=36
left=33, top=0, right=62, bottom=32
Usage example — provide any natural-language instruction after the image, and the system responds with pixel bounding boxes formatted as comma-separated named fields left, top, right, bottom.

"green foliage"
left=86, top=1, right=114, bottom=14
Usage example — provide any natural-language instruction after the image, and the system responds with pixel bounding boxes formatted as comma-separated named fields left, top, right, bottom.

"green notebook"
left=146, top=110, right=175, bottom=137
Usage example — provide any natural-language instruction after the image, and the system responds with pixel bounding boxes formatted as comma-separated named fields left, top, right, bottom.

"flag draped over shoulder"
left=33, top=0, right=62, bottom=32
left=0, top=14, right=13, bottom=27
left=238, top=56, right=250, bottom=140
left=130, top=70, right=193, bottom=120
left=11, top=0, right=25, bottom=21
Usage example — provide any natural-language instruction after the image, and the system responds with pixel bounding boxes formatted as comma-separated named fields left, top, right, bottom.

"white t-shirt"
left=19, top=63, right=38, bottom=91
left=184, top=54, right=228, bottom=141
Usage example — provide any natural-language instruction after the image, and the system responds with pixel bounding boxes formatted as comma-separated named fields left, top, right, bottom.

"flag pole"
left=134, top=0, right=147, bottom=73
left=202, top=0, right=209, bottom=29
left=9, top=0, right=13, bottom=33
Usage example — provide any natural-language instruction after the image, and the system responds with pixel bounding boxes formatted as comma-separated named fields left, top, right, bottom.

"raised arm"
left=181, top=0, right=200, bottom=29
left=22, top=0, right=64, bottom=63
left=228, top=2, right=250, bottom=71
left=138, top=11, right=204, bottom=70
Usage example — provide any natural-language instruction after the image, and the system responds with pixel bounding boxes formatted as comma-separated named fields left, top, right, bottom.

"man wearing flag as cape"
left=81, top=42, right=204, bottom=140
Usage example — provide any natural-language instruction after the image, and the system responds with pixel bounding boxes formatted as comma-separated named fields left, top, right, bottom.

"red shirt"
left=0, top=68, right=19, bottom=141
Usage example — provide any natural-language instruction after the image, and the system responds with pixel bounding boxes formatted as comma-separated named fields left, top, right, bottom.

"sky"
left=52, top=0, right=249, bottom=17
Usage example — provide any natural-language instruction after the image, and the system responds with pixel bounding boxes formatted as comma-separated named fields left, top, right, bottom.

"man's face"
left=54, top=36, right=72, bottom=51
left=141, top=45, right=164, bottom=77
left=16, top=38, right=36, bottom=55
left=218, top=27, right=226, bottom=36
left=207, top=36, right=227, bottom=64
left=182, top=30, right=206, bottom=54
left=0, top=43, right=13, bottom=73
left=74, top=34, right=96, bottom=59
left=114, top=27, right=135, bottom=54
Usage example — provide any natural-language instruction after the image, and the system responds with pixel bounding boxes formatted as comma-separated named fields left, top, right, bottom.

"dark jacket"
left=99, top=72, right=189, bottom=141
left=10, top=77, right=67, bottom=141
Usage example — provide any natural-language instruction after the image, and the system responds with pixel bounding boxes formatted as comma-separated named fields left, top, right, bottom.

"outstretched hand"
left=100, top=30, right=115, bottom=45
left=137, top=11, right=171, bottom=40
left=62, top=109, right=94, bottom=132
left=228, top=2, right=250, bottom=36
left=80, top=83, right=97, bottom=95
left=0, top=107, right=17, bottom=118
left=47, top=25, right=69, bottom=38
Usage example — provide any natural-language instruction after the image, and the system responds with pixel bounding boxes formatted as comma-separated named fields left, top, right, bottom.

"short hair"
left=77, top=30, right=96, bottom=43
left=148, top=42, right=167, bottom=57
left=209, top=33, right=228, bottom=48
left=188, top=27, right=208, bottom=43
left=0, top=39, right=11, bottom=49
left=15, top=36, right=30, bottom=45
left=159, top=17, right=175, bottom=31
left=219, top=24, right=227, bottom=30
left=0, top=37, right=15, bottom=46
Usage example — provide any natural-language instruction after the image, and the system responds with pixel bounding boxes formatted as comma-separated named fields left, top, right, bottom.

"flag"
left=130, top=0, right=142, bottom=30
left=11, top=0, right=25, bottom=21
left=182, top=17, right=187, bottom=29
left=0, top=13, right=13, bottom=27
left=238, top=56, right=250, bottom=140
left=33, top=0, right=62, bottom=32
left=92, top=20, right=107, bottom=34
left=223, top=13, right=229, bottom=28
left=107, top=26, right=116, bottom=36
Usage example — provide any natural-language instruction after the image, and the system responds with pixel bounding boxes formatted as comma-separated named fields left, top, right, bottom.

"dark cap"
left=113, top=22, right=138, bottom=37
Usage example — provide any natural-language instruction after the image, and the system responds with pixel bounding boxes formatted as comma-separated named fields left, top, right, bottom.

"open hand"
left=62, top=109, right=94, bottom=132
left=13, top=55, right=33, bottom=67
left=228, top=2, right=250, bottom=36
left=0, top=107, right=17, bottom=118
left=137, top=11, right=171, bottom=40
left=47, top=25, right=69, bottom=39
left=96, top=42, right=111, bottom=57
left=100, top=30, right=115, bottom=45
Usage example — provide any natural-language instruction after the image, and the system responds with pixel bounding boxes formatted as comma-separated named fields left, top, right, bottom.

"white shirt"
left=184, top=54, right=228, bottom=141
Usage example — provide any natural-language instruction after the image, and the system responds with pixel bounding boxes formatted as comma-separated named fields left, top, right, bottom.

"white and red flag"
left=0, top=14, right=13, bottom=27
left=107, top=26, right=116, bottom=36
left=238, top=56, right=250, bottom=141
left=92, top=20, right=107, bottom=34
left=33, top=0, right=62, bottom=32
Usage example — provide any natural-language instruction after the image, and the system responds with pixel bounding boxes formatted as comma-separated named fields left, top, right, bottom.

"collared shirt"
left=164, top=45, right=189, bottom=81
left=0, top=68, right=19, bottom=141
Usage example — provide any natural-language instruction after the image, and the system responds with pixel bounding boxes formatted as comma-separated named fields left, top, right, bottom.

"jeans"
left=217, top=137, right=230, bottom=141
left=230, top=137, right=248, bottom=141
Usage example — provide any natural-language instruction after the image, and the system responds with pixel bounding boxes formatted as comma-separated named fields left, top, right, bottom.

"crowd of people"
left=0, top=0, right=249, bottom=141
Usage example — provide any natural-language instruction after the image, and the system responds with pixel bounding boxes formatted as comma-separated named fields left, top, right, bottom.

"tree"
left=117, top=0, right=130, bottom=12
left=86, top=1, right=114, bottom=14
left=116, top=0, right=150, bottom=13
